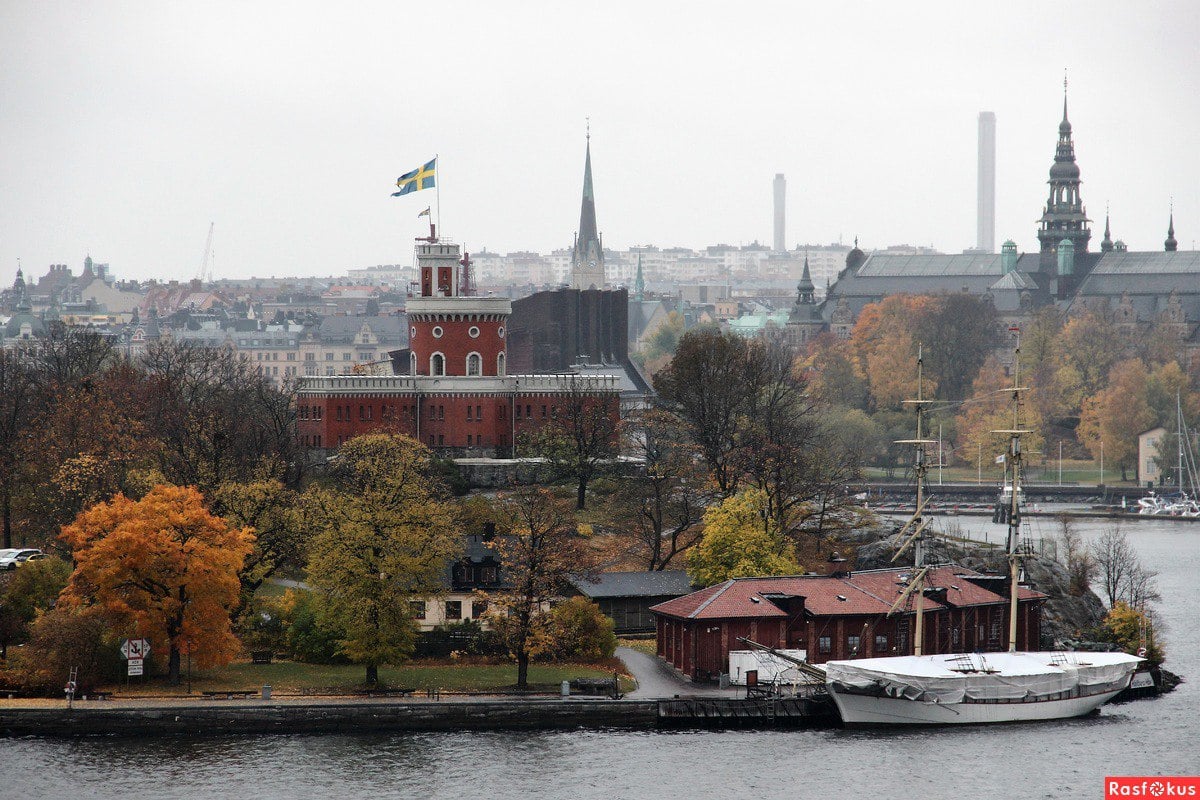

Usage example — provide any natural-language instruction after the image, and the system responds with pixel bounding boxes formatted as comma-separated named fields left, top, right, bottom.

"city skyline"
left=2, top=1, right=1198, bottom=285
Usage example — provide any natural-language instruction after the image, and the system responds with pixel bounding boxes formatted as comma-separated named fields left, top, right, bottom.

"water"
left=5, top=519, right=1197, bottom=800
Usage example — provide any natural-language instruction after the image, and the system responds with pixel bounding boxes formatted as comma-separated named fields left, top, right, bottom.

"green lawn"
left=105, top=659, right=632, bottom=696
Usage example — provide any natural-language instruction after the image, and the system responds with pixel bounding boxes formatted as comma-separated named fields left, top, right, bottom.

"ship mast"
left=993, top=327, right=1030, bottom=653
left=891, top=346, right=937, bottom=656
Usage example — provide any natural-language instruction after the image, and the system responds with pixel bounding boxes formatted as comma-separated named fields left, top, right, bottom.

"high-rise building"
left=977, top=112, right=996, bottom=253
left=773, top=173, right=786, bottom=253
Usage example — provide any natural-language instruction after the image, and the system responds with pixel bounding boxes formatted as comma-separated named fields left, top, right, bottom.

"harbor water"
left=4, top=518, right=1197, bottom=800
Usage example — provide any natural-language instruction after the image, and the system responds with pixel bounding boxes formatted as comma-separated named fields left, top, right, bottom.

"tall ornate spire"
left=1165, top=204, right=1178, bottom=252
left=1037, top=75, right=1090, bottom=270
left=634, top=254, right=645, bottom=301
left=1101, top=205, right=1114, bottom=253
left=796, top=254, right=815, bottom=305
left=570, top=125, right=604, bottom=290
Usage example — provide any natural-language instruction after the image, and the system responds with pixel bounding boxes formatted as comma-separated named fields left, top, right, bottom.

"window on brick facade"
left=472, top=600, right=488, bottom=618
left=847, top=634, right=861, bottom=655
left=467, top=435, right=473, bottom=446
left=497, top=352, right=505, bottom=376
left=336, top=406, right=343, bottom=421
left=437, top=434, right=444, bottom=446
left=466, top=353, right=481, bottom=376
left=818, top=636, right=832, bottom=654
left=476, top=405, right=482, bottom=420
left=541, top=405, right=547, bottom=418
left=431, top=353, right=445, bottom=376
left=438, top=405, right=444, bottom=420
left=444, top=600, right=462, bottom=620
left=515, top=404, right=521, bottom=419
left=875, top=634, right=888, bottom=652
left=467, top=406, right=473, bottom=421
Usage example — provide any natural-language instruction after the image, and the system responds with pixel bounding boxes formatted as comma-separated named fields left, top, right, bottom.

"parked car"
left=0, top=549, right=43, bottom=570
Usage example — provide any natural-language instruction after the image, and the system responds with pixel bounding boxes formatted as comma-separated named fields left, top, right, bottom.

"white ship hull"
left=825, top=651, right=1141, bottom=727
left=829, top=683, right=1128, bottom=726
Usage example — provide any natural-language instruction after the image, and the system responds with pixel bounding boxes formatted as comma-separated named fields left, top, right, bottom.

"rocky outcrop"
left=848, top=524, right=1107, bottom=648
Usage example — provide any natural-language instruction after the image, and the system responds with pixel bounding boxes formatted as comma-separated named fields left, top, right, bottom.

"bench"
left=201, top=690, right=257, bottom=700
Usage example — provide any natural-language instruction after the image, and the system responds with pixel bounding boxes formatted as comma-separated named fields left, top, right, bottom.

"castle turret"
left=407, top=242, right=511, bottom=377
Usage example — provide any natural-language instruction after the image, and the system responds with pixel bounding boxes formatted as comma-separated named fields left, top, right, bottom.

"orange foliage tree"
left=1078, top=359, right=1156, bottom=482
left=849, top=295, right=939, bottom=410
left=59, top=485, right=254, bottom=685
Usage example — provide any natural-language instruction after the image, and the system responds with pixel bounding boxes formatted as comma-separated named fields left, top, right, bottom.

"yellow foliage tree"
left=1077, top=359, right=1154, bottom=481
left=305, top=434, right=459, bottom=685
left=687, top=488, right=801, bottom=587
left=955, top=356, right=1045, bottom=470
left=849, top=295, right=939, bottom=410
left=1102, top=601, right=1164, bottom=667
left=59, top=484, right=254, bottom=684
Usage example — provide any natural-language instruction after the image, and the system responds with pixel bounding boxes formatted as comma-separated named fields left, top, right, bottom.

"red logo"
left=1106, top=777, right=1200, bottom=798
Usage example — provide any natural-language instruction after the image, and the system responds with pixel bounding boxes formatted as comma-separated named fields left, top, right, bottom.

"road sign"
left=127, top=658, right=144, bottom=676
left=120, top=638, right=151, bottom=660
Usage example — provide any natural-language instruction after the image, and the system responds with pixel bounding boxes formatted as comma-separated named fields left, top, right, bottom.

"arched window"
left=409, top=352, right=417, bottom=375
left=466, top=352, right=481, bottom=376
left=497, top=352, right=506, bottom=377
left=430, top=352, right=445, bottom=376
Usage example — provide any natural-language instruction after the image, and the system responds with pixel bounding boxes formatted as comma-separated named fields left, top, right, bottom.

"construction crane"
left=197, top=222, right=214, bottom=283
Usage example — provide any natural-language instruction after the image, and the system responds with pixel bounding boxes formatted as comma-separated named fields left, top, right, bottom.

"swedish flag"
left=392, top=158, right=436, bottom=196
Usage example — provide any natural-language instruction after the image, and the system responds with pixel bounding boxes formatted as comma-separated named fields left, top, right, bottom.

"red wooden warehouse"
left=651, top=566, right=1045, bottom=681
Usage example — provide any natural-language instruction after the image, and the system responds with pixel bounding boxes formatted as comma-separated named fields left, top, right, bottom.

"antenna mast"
left=992, top=327, right=1030, bottom=652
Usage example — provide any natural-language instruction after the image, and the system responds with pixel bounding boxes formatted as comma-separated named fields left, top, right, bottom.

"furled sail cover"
left=824, top=652, right=1141, bottom=704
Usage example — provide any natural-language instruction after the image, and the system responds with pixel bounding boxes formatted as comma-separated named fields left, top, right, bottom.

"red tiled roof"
left=649, top=566, right=1047, bottom=621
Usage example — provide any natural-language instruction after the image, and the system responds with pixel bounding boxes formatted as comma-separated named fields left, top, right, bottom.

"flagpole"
left=435, top=152, right=441, bottom=241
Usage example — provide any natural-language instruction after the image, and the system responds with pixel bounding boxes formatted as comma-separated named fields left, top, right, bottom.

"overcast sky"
left=2, top=1, right=1198, bottom=285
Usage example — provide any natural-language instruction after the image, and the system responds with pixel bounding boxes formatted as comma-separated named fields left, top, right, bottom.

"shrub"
left=548, top=597, right=616, bottom=662
left=284, top=590, right=347, bottom=664
left=413, top=619, right=505, bottom=659
left=10, top=608, right=124, bottom=695
left=1100, top=601, right=1165, bottom=667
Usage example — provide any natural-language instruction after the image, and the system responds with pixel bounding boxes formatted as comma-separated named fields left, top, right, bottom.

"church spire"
left=570, top=124, right=604, bottom=290
left=1101, top=205, right=1113, bottom=253
left=796, top=254, right=815, bottom=305
left=1165, top=204, right=1178, bottom=252
left=1038, top=75, right=1090, bottom=270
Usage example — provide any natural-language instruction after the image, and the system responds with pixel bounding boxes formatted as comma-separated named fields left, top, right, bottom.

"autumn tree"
left=305, top=434, right=459, bottom=685
left=59, top=485, right=254, bottom=685
left=643, top=310, right=686, bottom=363
left=1101, top=602, right=1165, bottom=667
left=955, top=356, right=1045, bottom=470
left=212, top=473, right=305, bottom=616
left=849, top=294, right=938, bottom=410
left=1050, top=312, right=1123, bottom=420
left=0, top=556, right=71, bottom=658
left=483, top=486, right=588, bottom=689
left=687, top=488, right=801, bottom=587
left=654, top=328, right=756, bottom=495
left=139, top=340, right=300, bottom=494
left=915, top=293, right=998, bottom=401
left=1077, top=359, right=1154, bottom=481
left=800, top=333, right=868, bottom=410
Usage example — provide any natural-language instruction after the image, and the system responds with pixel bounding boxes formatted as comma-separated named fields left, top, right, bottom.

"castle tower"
left=407, top=242, right=511, bottom=377
left=570, top=131, right=605, bottom=290
left=1037, top=80, right=1091, bottom=269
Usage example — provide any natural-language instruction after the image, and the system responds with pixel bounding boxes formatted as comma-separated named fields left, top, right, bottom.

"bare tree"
left=1054, top=515, right=1096, bottom=596
left=607, top=408, right=710, bottom=571
left=1092, top=527, right=1159, bottom=608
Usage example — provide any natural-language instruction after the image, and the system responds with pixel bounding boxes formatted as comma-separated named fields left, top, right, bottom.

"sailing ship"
left=1138, top=393, right=1200, bottom=516
left=825, top=338, right=1142, bottom=726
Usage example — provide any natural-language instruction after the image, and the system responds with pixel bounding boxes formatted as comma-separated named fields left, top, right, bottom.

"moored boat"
left=826, top=650, right=1141, bottom=726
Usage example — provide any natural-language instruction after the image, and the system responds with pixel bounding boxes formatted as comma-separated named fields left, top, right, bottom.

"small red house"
left=650, top=566, right=1045, bottom=681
